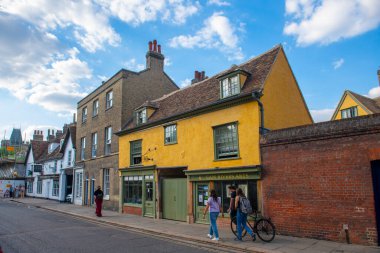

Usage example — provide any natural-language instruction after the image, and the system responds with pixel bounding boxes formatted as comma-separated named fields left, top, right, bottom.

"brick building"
left=75, top=40, right=179, bottom=211
left=260, top=113, right=380, bottom=246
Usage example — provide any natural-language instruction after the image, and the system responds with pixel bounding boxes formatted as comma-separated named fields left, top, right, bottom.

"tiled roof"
left=38, top=145, right=62, bottom=163
left=123, top=45, right=281, bottom=130
left=349, top=91, right=380, bottom=113
left=28, top=140, right=49, bottom=163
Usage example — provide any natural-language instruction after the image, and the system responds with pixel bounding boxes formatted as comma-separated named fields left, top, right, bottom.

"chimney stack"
left=146, top=39, right=164, bottom=70
left=378, top=68, right=380, bottom=86
left=73, top=113, right=76, bottom=123
left=191, top=70, right=207, bottom=84
left=33, top=130, right=44, bottom=141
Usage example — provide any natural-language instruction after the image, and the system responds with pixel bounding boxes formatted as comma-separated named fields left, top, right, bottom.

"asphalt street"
left=0, top=200, right=213, bottom=253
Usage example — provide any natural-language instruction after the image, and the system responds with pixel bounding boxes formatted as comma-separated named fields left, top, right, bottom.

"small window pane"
left=164, top=124, right=177, bottom=144
left=214, top=123, right=239, bottom=159
left=130, top=140, right=142, bottom=165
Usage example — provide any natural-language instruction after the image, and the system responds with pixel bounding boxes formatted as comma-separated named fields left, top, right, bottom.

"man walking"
left=94, top=186, right=103, bottom=217
left=227, top=185, right=237, bottom=222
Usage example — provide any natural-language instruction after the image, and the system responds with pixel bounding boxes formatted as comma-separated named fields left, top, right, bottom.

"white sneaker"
left=207, top=234, right=213, bottom=239
left=212, top=237, right=219, bottom=241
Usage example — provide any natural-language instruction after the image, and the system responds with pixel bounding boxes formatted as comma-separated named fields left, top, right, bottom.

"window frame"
left=213, top=122, right=240, bottom=161
left=136, top=108, right=147, bottom=125
left=341, top=106, right=358, bottom=119
left=37, top=180, right=42, bottom=194
left=106, top=90, right=113, bottom=110
left=67, top=150, right=72, bottom=167
left=104, top=126, right=112, bottom=155
left=164, top=124, right=177, bottom=145
left=82, top=106, right=88, bottom=123
left=92, top=99, right=99, bottom=117
left=130, top=140, right=142, bottom=166
left=52, top=180, right=59, bottom=196
left=80, top=137, right=86, bottom=160
left=27, top=182, right=33, bottom=193
left=123, top=176, right=143, bottom=205
left=75, top=172, right=83, bottom=198
left=92, top=132, right=98, bottom=158
left=220, top=74, right=240, bottom=99
left=103, top=168, right=110, bottom=200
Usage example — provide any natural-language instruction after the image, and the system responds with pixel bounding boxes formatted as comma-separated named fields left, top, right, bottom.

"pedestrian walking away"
left=235, top=188, right=256, bottom=241
left=94, top=186, right=103, bottom=217
left=227, top=185, right=237, bottom=222
left=203, top=189, right=222, bottom=241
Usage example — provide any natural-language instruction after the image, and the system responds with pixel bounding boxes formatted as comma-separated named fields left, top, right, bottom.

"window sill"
left=164, top=142, right=177, bottom=146
left=129, top=164, right=143, bottom=167
left=105, top=106, right=113, bottom=112
left=92, top=114, right=98, bottom=119
left=123, top=203, right=142, bottom=207
left=213, top=157, right=241, bottom=162
left=81, top=121, right=87, bottom=125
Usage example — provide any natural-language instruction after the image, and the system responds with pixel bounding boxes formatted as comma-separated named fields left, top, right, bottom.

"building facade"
left=75, top=40, right=179, bottom=211
left=261, top=113, right=380, bottom=246
left=116, top=45, right=313, bottom=222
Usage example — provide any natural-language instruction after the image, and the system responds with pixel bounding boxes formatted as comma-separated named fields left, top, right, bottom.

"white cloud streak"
left=207, top=0, right=230, bottom=6
left=310, top=108, right=335, bottom=122
left=124, top=58, right=145, bottom=72
left=332, top=58, right=344, bottom=69
left=284, top=0, right=380, bottom=46
left=169, top=12, right=244, bottom=61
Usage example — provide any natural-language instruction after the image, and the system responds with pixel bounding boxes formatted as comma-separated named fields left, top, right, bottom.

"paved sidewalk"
left=5, top=197, right=380, bottom=253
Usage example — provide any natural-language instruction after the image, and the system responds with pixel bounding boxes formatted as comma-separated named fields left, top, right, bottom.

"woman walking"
left=203, top=189, right=222, bottom=241
left=235, top=188, right=256, bottom=241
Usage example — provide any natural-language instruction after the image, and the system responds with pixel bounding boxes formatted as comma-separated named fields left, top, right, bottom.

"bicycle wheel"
left=255, top=218, right=276, bottom=242
left=230, top=216, right=247, bottom=238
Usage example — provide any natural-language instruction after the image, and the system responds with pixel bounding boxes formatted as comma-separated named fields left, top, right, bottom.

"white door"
left=74, top=171, right=83, bottom=205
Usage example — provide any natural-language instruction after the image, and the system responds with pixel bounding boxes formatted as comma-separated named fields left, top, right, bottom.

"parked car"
left=65, top=193, right=72, bottom=203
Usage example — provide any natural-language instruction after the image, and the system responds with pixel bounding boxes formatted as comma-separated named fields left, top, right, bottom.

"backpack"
left=239, top=196, right=253, bottom=214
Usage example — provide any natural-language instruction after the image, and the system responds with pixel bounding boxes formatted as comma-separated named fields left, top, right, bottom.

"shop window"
left=52, top=180, right=59, bottom=196
left=37, top=180, right=42, bottom=194
left=213, top=180, right=257, bottom=214
left=130, top=140, right=142, bottom=165
left=124, top=176, right=142, bottom=204
left=214, top=122, right=239, bottom=160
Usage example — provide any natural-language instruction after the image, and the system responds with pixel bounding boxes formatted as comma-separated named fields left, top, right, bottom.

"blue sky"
left=0, top=0, right=379, bottom=141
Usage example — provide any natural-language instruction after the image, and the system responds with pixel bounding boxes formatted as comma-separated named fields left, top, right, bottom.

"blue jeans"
left=237, top=209, right=253, bottom=239
left=209, top=212, right=219, bottom=238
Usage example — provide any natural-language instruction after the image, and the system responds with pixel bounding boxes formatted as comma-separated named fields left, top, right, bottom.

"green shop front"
left=185, top=166, right=262, bottom=224
left=119, top=165, right=188, bottom=222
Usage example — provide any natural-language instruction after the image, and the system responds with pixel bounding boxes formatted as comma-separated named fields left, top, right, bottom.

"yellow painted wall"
left=261, top=49, right=313, bottom=130
left=119, top=102, right=261, bottom=170
left=333, top=93, right=369, bottom=120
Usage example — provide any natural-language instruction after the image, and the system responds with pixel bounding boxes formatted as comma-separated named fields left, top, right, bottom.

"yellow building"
left=116, top=45, right=312, bottom=223
left=331, top=90, right=380, bottom=120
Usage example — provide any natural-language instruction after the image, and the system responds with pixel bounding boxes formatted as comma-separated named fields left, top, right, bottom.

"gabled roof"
left=331, top=90, right=380, bottom=120
left=25, top=140, right=49, bottom=164
left=60, top=124, right=76, bottom=153
left=119, top=45, right=282, bottom=133
left=38, top=145, right=62, bottom=163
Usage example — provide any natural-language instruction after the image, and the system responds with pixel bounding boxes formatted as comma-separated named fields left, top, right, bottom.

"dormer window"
left=221, top=75, right=240, bottom=98
left=136, top=108, right=147, bottom=125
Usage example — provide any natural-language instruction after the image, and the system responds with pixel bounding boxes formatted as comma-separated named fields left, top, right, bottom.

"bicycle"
left=231, top=211, right=276, bottom=242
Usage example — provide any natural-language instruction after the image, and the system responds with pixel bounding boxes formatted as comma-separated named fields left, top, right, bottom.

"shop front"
left=185, top=166, right=262, bottom=224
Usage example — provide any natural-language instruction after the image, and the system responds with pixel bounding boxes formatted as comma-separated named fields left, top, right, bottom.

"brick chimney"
left=47, top=129, right=55, bottom=142
left=191, top=70, right=207, bottom=84
left=55, top=130, right=63, bottom=139
left=146, top=39, right=164, bottom=71
left=33, top=130, right=43, bottom=141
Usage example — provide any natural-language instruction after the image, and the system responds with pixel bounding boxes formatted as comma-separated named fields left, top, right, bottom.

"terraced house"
left=116, top=45, right=313, bottom=223
left=75, top=40, right=179, bottom=211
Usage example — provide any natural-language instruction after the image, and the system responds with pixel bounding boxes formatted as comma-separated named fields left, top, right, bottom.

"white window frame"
left=37, top=180, right=42, bottom=194
left=220, top=75, right=240, bottom=98
left=75, top=172, right=83, bottom=198
left=164, top=124, right=177, bottom=144
left=105, top=126, right=112, bottom=155
left=92, top=132, right=97, bottom=158
left=81, top=137, right=86, bottom=160
left=136, top=108, right=147, bottom=125
left=67, top=150, right=72, bottom=166
left=82, top=107, right=88, bottom=123
left=93, top=99, right=99, bottom=117
left=27, top=182, right=33, bottom=193
left=103, top=169, right=110, bottom=200
left=106, top=90, right=113, bottom=109
left=52, top=180, right=59, bottom=196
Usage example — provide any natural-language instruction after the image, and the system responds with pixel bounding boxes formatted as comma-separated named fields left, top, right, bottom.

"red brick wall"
left=123, top=205, right=142, bottom=216
left=261, top=133, right=379, bottom=246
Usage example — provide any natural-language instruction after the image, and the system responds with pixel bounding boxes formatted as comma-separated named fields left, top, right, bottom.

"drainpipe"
left=252, top=91, right=265, bottom=134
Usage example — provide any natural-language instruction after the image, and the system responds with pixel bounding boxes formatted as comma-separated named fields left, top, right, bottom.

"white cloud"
left=124, top=58, right=145, bottom=72
left=284, top=0, right=380, bottom=46
left=310, top=108, right=335, bottom=122
left=332, top=58, right=344, bottom=69
left=96, top=0, right=199, bottom=25
left=180, top=78, right=191, bottom=87
left=208, top=0, right=230, bottom=6
left=1, top=0, right=121, bottom=52
left=164, top=57, right=173, bottom=67
left=169, top=12, right=244, bottom=60
left=367, top=86, right=380, bottom=98
left=0, top=15, right=91, bottom=114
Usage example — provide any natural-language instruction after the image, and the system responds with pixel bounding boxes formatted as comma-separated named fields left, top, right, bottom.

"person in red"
left=94, top=186, right=103, bottom=217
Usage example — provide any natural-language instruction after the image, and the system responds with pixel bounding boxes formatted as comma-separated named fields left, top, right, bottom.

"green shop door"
left=195, top=183, right=209, bottom=224
left=143, top=175, right=154, bottom=217
left=162, top=178, right=187, bottom=222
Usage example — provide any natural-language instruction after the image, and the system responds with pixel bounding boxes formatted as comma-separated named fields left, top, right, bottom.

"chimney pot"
left=158, top=45, right=161, bottom=54
left=194, top=71, right=198, bottom=80
left=153, top=40, right=157, bottom=52
left=201, top=71, right=205, bottom=80
left=149, top=41, right=152, bottom=51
